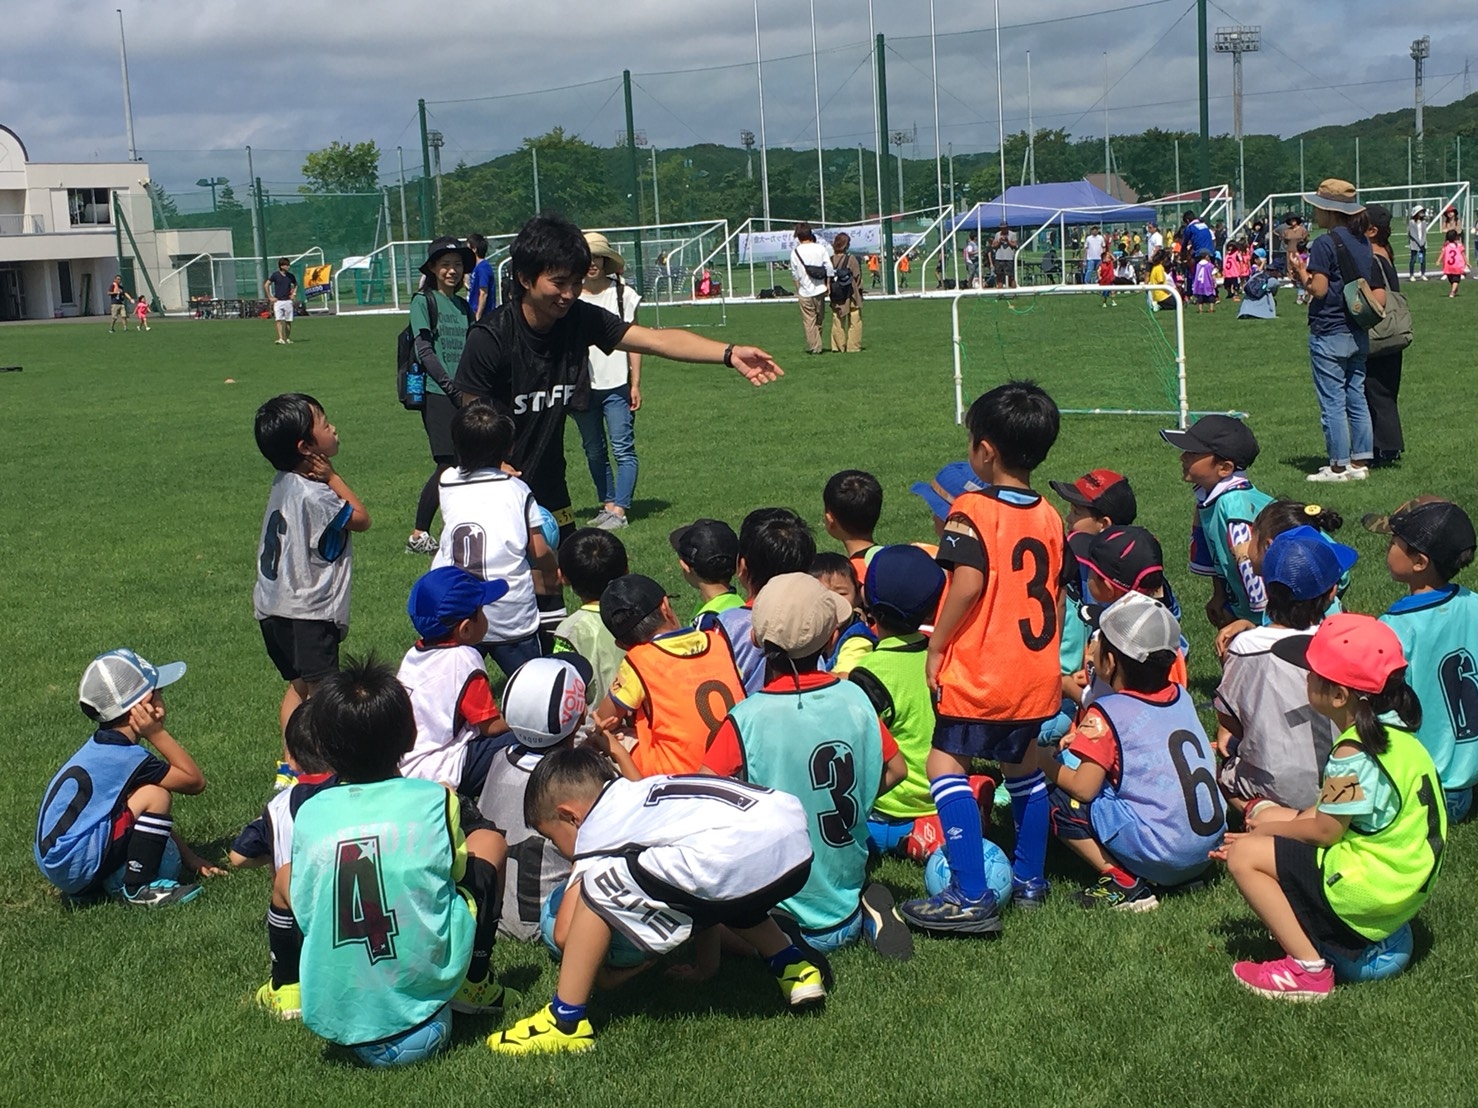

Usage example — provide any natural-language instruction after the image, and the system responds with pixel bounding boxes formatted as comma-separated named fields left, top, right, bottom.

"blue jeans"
left=572, top=385, right=638, bottom=511
left=1308, top=330, right=1373, bottom=467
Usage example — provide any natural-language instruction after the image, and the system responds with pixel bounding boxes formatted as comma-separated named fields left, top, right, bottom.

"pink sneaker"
left=1232, top=956, right=1334, bottom=1002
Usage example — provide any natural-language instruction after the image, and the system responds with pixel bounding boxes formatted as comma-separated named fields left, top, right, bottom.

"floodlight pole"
left=396, top=147, right=409, bottom=242
left=1412, top=36, right=1430, bottom=179
left=995, top=0, right=1007, bottom=203
left=246, top=145, right=265, bottom=290
left=876, top=34, right=895, bottom=294
left=418, top=99, right=432, bottom=235
left=622, top=71, right=645, bottom=282
left=753, top=0, right=772, bottom=230
left=1215, top=25, right=1260, bottom=219
left=930, top=0, right=943, bottom=213
left=858, top=143, right=866, bottom=221
left=531, top=144, right=541, bottom=214
left=810, top=0, right=826, bottom=223
left=1197, top=0, right=1210, bottom=204
left=868, top=1, right=884, bottom=238
left=117, top=10, right=138, bottom=162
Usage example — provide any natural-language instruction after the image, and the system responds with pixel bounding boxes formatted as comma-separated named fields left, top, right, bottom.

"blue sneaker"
left=1011, top=876, right=1051, bottom=910
left=899, top=884, right=1003, bottom=935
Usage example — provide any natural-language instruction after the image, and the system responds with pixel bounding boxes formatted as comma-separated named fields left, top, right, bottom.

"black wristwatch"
left=723, top=343, right=735, bottom=368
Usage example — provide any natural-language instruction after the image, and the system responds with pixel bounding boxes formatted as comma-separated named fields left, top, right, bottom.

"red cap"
left=1272, top=612, right=1407, bottom=694
left=1048, top=469, right=1137, bottom=524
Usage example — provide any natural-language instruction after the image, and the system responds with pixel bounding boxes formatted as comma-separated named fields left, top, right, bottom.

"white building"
left=0, top=124, right=230, bottom=321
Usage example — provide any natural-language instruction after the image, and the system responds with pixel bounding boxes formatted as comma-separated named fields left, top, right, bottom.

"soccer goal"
left=1232, top=182, right=1472, bottom=265
left=948, top=283, right=1241, bottom=430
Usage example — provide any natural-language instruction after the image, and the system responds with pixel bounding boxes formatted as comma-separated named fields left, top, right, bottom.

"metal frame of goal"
left=949, top=283, right=1197, bottom=429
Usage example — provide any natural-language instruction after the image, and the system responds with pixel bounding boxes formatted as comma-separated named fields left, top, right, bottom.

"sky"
left=4, top=0, right=1472, bottom=203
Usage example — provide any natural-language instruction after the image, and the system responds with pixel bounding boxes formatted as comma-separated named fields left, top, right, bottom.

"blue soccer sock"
left=766, top=944, right=806, bottom=975
left=1007, top=770, right=1049, bottom=884
left=550, top=993, right=587, bottom=1028
left=932, top=774, right=986, bottom=899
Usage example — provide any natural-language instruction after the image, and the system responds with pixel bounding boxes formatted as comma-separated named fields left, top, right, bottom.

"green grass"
left=3, top=288, right=1476, bottom=1104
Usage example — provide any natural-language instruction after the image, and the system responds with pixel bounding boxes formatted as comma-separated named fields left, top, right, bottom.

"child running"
left=1441, top=229, right=1466, bottom=297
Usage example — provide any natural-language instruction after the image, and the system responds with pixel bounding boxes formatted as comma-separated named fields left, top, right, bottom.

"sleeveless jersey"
left=35, top=733, right=155, bottom=893
left=231, top=775, right=339, bottom=871
left=1320, top=728, right=1446, bottom=939
left=571, top=776, right=812, bottom=903
left=479, top=746, right=570, bottom=941
left=937, top=489, right=1065, bottom=723
left=726, top=679, right=884, bottom=931
left=849, top=634, right=936, bottom=819
left=433, top=467, right=541, bottom=642
left=821, top=619, right=877, bottom=674
left=1089, top=687, right=1225, bottom=886
left=703, top=604, right=765, bottom=694
left=252, top=470, right=354, bottom=631
left=1382, top=586, right=1478, bottom=791
left=397, top=642, right=487, bottom=785
left=1189, top=479, right=1272, bottom=623
left=623, top=629, right=746, bottom=776
left=291, top=779, right=474, bottom=1046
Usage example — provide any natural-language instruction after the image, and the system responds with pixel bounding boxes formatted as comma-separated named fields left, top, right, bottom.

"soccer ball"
left=1320, top=922, right=1414, bottom=984
left=350, top=1003, right=452, bottom=1068
left=540, top=884, right=649, bottom=968
left=1446, top=786, right=1473, bottom=824
left=923, top=840, right=1014, bottom=906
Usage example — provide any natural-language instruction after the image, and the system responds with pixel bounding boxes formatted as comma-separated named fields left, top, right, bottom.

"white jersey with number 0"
left=433, top=467, right=542, bottom=642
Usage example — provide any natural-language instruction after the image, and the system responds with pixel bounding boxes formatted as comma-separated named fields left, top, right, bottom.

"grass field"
left=3, top=285, right=1476, bottom=1105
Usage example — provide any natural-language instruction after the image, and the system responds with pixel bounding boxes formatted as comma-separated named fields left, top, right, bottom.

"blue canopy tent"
left=948, top=180, right=1157, bottom=231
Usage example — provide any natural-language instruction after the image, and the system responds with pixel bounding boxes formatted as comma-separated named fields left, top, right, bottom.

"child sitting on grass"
left=489, top=747, right=828, bottom=1055
left=397, top=566, right=512, bottom=795
left=229, top=702, right=338, bottom=1019
left=822, top=469, right=884, bottom=581
left=36, top=648, right=215, bottom=908
left=669, top=518, right=744, bottom=623
left=1368, top=498, right=1478, bottom=820
left=1071, top=525, right=1188, bottom=690
left=1037, top=593, right=1225, bottom=910
left=288, top=658, right=512, bottom=1066
left=1215, top=529, right=1350, bottom=816
left=810, top=552, right=876, bottom=677
left=1215, top=614, right=1446, bottom=1003
left=552, top=528, right=628, bottom=696
left=1160, top=415, right=1272, bottom=629
left=252, top=393, right=371, bottom=790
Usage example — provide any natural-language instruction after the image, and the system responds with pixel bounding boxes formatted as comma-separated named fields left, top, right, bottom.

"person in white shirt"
left=789, top=222, right=833, bottom=355
left=1407, top=207, right=1429, bottom=280
left=1146, top=221, right=1164, bottom=257
left=1083, top=225, right=1106, bottom=285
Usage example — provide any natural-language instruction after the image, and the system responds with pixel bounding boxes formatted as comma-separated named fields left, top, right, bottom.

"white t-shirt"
left=790, top=240, right=833, bottom=299
left=1085, top=234, right=1106, bottom=262
left=1148, top=231, right=1164, bottom=254
left=433, top=467, right=543, bottom=642
left=580, top=280, right=640, bottom=391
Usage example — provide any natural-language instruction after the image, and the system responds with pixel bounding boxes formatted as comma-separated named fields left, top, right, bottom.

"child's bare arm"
left=478, top=715, right=511, bottom=737
left=131, top=700, right=206, bottom=794
left=880, top=749, right=908, bottom=794
left=528, top=529, right=560, bottom=595
left=589, top=720, right=643, bottom=782
left=228, top=849, right=269, bottom=869
left=303, top=455, right=371, bottom=531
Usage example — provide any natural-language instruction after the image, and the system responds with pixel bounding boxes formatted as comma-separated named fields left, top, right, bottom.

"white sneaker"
left=274, top=339, right=286, bottom=345
left=1306, top=466, right=1352, bottom=483
left=1346, top=464, right=1370, bottom=480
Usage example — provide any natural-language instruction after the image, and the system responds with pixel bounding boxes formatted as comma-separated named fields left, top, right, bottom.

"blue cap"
left=408, top=566, right=510, bottom=639
left=864, top=544, right=947, bottom=627
left=1263, top=526, right=1357, bottom=600
left=909, top=461, right=989, bottom=521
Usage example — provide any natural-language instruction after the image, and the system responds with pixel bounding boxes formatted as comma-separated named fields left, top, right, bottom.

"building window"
left=57, top=261, right=74, bottom=304
left=68, top=188, right=111, bottom=226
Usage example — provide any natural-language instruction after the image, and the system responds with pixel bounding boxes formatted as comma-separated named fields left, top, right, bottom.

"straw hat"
left=1303, top=179, right=1365, bottom=216
left=584, top=231, right=625, bottom=275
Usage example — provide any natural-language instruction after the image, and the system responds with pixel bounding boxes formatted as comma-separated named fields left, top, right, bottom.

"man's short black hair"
left=310, top=655, right=416, bottom=783
left=452, top=399, right=515, bottom=472
left=558, top=528, right=630, bottom=602
left=965, top=379, right=1060, bottom=472
left=739, top=508, right=816, bottom=593
left=254, top=392, right=322, bottom=472
left=509, top=216, right=590, bottom=301
left=468, top=232, right=488, bottom=258
left=823, top=470, right=882, bottom=537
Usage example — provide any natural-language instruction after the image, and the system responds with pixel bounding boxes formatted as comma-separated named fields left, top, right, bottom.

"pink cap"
left=1274, top=612, right=1407, bottom=694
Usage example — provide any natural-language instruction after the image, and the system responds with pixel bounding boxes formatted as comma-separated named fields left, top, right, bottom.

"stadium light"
left=1412, top=36, right=1430, bottom=176
left=195, top=176, right=229, bottom=212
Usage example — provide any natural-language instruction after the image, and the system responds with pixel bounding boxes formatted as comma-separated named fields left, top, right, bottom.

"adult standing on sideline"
left=406, top=237, right=476, bottom=554
left=455, top=215, right=783, bottom=550
left=466, top=232, right=496, bottom=320
left=790, top=222, right=832, bottom=355
left=1146, top=221, right=1164, bottom=257
left=1083, top=224, right=1106, bottom=285
left=1364, top=205, right=1406, bottom=465
left=574, top=231, right=641, bottom=531
left=107, top=275, right=134, bottom=333
left=990, top=223, right=1018, bottom=289
left=963, top=231, right=980, bottom=286
left=1278, top=213, right=1308, bottom=274
left=828, top=232, right=863, bottom=352
left=1287, top=179, right=1386, bottom=483
left=264, top=258, right=297, bottom=345
left=1407, top=207, right=1429, bottom=280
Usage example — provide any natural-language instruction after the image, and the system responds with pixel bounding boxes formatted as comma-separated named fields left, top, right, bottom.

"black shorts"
left=456, top=793, right=502, bottom=838
left=1048, top=785, right=1095, bottom=841
left=259, top=617, right=342, bottom=683
left=933, top=718, right=1042, bottom=766
left=1273, top=836, right=1371, bottom=961
left=421, top=392, right=457, bottom=463
left=459, top=735, right=514, bottom=797
left=630, top=854, right=813, bottom=931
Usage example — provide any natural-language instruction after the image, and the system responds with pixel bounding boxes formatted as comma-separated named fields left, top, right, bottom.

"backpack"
left=396, top=292, right=467, bottom=410
left=829, top=255, right=855, bottom=305
left=1242, top=270, right=1269, bottom=300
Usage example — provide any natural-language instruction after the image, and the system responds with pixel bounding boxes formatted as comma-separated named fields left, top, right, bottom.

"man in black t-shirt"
left=455, top=216, right=783, bottom=543
left=264, top=258, right=298, bottom=345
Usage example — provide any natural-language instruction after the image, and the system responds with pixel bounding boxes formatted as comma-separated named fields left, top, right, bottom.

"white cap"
left=1097, top=593, right=1180, bottom=663
left=501, top=657, right=590, bottom=750
left=79, top=648, right=186, bottom=722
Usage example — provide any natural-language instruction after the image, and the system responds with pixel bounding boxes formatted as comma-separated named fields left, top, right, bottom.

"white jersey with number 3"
left=433, top=466, right=542, bottom=642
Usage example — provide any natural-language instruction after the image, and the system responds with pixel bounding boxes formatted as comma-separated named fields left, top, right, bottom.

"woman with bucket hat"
left=1287, top=180, right=1387, bottom=484
left=574, top=232, right=641, bottom=530
left=406, top=236, right=476, bottom=554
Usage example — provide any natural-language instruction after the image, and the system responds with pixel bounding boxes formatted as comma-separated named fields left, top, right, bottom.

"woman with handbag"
left=1287, top=180, right=1387, bottom=484
left=828, top=232, right=863, bottom=352
left=1363, top=205, right=1410, bottom=465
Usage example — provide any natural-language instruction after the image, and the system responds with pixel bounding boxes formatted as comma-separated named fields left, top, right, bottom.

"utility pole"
left=396, top=147, right=409, bottom=241
left=740, top=130, right=755, bottom=180
left=1026, top=52, right=1036, bottom=185
left=890, top=128, right=914, bottom=210
left=417, top=99, right=431, bottom=235
left=1196, top=0, right=1210, bottom=203
left=531, top=144, right=541, bottom=214
left=621, top=71, right=645, bottom=282
left=876, top=33, right=895, bottom=294
left=427, top=130, right=444, bottom=221
left=116, top=9, right=138, bottom=161
left=1412, top=36, right=1430, bottom=180
left=753, top=0, right=772, bottom=229
left=1216, top=26, right=1260, bottom=218
left=858, top=143, right=866, bottom=221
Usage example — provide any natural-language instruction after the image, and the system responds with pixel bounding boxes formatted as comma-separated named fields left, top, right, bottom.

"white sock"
left=1294, top=957, right=1326, bottom=973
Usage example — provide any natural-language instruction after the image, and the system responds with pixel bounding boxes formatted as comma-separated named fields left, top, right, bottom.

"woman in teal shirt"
left=407, top=237, right=475, bottom=554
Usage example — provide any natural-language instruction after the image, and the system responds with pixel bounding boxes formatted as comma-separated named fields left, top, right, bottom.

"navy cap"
left=408, top=566, right=510, bottom=639
left=1159, top=415, right=1260, bottom=469
left=909, top=461, right=988, bottom=521
left=669, top=518, right=738, bottom=581
left=864, top=544, right=946, bottom=627
left=600, top=574, right=669, bottom=644
left=1262, top=529, right=1355, bottom=600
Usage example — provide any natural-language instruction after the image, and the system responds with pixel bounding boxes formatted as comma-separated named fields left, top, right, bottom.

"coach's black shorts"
left=259, top=617, right=342, bottom=683
left=1273, top=836, right=1371, bottom=961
